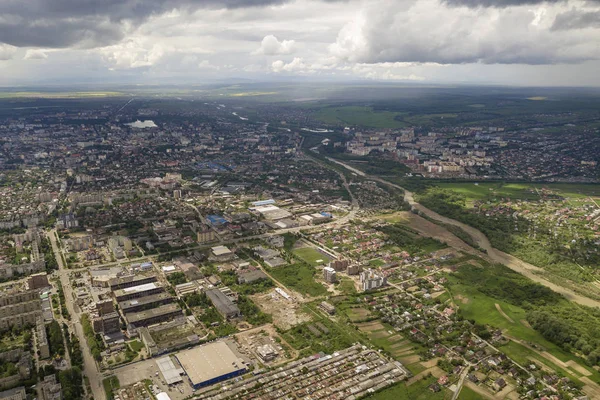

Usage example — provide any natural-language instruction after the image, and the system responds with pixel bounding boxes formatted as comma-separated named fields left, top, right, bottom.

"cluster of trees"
left=55, top=281, right=70, bottom=320
left=0, top=362, right=17, bottom=378
left=377, top=224, right=445, bottom=255
left=454, top=264, right=558, bottom=308
left=39, top=237, right=58, bottom=272
left=416, top=187, right=527, bottom=253
left=81, top=314, right=105, bottom=361
left=217, top=270, right=274, bottom=295
left=238, top=295, right=272, bottom=326
left=63, top=322, right=83, bottom=368
left=58, top=368, right=84, bottom=399
left=166, top=272, right=187, bottom=286
left=184, top=292, right=223, bottom=326
left=47, top=320, right=65, bottom=357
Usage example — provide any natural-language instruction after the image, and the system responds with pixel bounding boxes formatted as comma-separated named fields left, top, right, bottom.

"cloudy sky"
left=0, top=0, right=599, bottom=86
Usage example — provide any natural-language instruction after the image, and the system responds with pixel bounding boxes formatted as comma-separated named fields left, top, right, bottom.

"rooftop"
left=176, top=341, right=246, bottom=386
left=211, top=245, right=232, bottom=256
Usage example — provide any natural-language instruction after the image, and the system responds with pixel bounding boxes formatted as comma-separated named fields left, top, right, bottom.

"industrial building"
left=119, top=292, right=174, bottom=314
left=113, top=282, right=164, bottom=302
left=92, top=312, right=121, bottom=334
left=249, top=204, right=292, bottom=221
left=176, top=341, right=247, bottom=389
left=205, top=288, right=240, bottom=319
left=109, top=275, right=157, bottom=291
left=156, top=356, right=184, bottom=385
left=210, top=245, right=235, bottom=261
left=125, top=303, right=183, bottom=328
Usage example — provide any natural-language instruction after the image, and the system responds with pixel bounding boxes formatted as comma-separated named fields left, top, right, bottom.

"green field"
left=448, top=279, right=600, bottom=384
left=403, top=113, right=458, bottom=125
left=0, top=91, right=124, bottom=99
left=457, top=386, right=486, bottom=400
left=436, top=182, right=600, bottom=203
left=102, top=376, right=120, bottom=400
left=364, top=376, right=451, bottom=399
left=315, top=106, right=408, bottom=128
left=293, top=247, right=331, bottom=266
left=268, top=263, right=328, bottom=297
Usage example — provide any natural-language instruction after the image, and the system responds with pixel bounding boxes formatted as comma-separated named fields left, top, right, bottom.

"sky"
left=0, top=0, right=599, bottom=87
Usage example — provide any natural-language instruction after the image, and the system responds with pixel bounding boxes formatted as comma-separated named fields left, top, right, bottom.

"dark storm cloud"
left=0, top=0, right=301, bottom=48
left=443, top=0, right=599, bottom=7
left=552, top=9, right=600, bottom=30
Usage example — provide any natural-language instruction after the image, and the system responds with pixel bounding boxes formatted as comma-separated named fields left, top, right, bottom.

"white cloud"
left=198, top=60, right=220, bottom=70
left=253, top=35, right=296, bottom=55
left=0, top=43, right=17, bottom=60
left=330, top=0, right=600, bottom=65
left=271, top=57, right=309, bottom=72
left=23, top=49, right=48, bottom=60
left=100, top=38, right=166, bottom=69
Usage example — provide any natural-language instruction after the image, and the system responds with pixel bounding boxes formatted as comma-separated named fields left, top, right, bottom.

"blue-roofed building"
left=206, top=215, right=228, bottom=226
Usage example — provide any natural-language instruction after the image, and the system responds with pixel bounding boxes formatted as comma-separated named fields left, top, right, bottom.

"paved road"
left=48, top=230, right=105, bottom=400
left=327, top=157, right=600, bottom=309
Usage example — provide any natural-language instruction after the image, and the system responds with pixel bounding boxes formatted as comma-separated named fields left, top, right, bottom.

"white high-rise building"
left=360, top=269, right=386, bottom=291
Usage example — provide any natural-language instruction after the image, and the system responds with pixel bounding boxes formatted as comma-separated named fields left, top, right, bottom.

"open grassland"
left=448, top=275, right=600, bottom=387
left=315, top=106, right=408, bottom=128
left=458, top=386, right=488, bottom=400
left=0, top=91, right=125, bottom=98
left=436, top=182, right=600, bottom=203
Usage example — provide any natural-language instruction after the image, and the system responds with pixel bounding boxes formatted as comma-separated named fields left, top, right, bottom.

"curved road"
left=326, top=157, right=600, bottom=309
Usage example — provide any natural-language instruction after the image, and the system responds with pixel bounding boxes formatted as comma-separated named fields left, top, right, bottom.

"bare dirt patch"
left=356, top=321, right=386, bottom=332
left=454, top=294, right=470, bottom=304
left=581, top=377, right=600, bottom=399
left=566, top=360, right=593, bottom=377
left=396, top=354, right=420, bottom=364
left=250, top=292, right=311, bottom=330
left=520, top=319, right=532, bottom=329
left=495, top=303, right=515, bottom=323
left=405, top=213, right=483, bottom=256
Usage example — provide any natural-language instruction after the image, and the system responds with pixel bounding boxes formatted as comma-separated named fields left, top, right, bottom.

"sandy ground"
left=250, top=291, right=311, bottom=330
